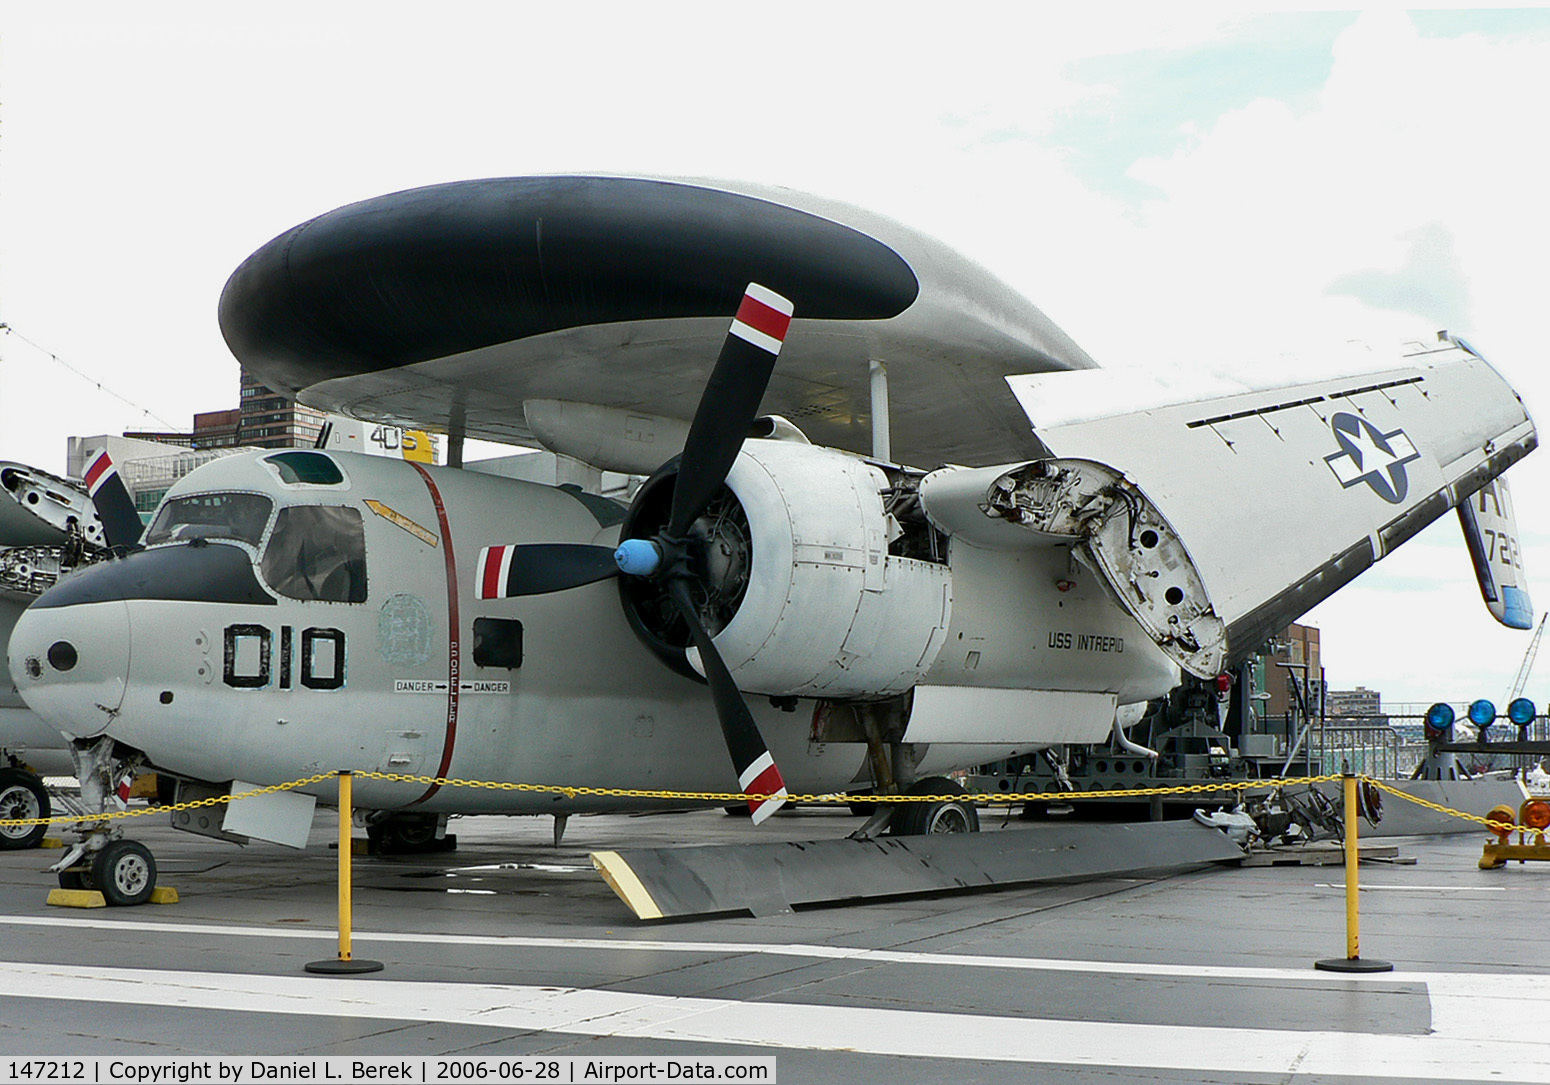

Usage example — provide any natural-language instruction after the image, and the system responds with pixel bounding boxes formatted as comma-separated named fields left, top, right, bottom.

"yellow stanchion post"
left=1315, top=774, right=1392, bottom=973
left=305, top=771, right=383, bottom=975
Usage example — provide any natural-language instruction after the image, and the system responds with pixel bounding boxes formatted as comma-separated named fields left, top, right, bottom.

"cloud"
left=1327, top=222, right=1473, bottom=329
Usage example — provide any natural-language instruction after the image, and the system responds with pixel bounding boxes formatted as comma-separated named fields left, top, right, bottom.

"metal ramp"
left=591, top=819, right=1246, bottom=920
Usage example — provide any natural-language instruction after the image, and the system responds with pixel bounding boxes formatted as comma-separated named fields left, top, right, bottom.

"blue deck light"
left=1424, top=702, right=1455, bottom=741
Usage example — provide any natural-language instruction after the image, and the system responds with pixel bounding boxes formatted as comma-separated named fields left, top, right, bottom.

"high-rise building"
left=238, top=373, right=326, bottom=448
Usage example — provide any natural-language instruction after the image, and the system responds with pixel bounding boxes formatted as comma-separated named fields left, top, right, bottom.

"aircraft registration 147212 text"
left=2, top=1057, right=777, bottom=1083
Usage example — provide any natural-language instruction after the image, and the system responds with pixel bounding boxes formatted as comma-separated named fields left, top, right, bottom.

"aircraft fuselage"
left=8, top=449, right=1177, bottom=814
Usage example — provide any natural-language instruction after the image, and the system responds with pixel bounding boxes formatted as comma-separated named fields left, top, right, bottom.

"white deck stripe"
left=0, top=912, right=1523, bottom=987
left=0, top=960, right=1542, bottom=1080
left=7, top=914, right=1550, bottom=1046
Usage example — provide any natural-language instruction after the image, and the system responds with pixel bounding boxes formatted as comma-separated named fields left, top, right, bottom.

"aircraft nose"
left=8, top=598, right=130, bottom=739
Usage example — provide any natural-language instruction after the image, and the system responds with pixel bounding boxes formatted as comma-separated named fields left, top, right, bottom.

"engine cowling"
left=622, top=440, right=953, bottom=699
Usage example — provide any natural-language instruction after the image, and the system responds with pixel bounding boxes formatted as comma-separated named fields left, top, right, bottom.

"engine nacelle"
left=701, top=441, right=952, bottom=698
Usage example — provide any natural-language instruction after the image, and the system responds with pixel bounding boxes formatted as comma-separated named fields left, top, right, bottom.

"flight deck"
left=2, top=806, right=1548, bottom=1083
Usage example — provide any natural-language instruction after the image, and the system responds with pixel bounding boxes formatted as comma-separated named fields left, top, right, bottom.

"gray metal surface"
left=1322, top=776, right=1527, bottom=836
left=596, top=818, right=1247, bottom=918
left=1, top=806, right=1547, bottom=1082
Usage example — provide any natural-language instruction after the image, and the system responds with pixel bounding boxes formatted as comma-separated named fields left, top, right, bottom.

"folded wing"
left=921, top=335, right=1536, bottom=676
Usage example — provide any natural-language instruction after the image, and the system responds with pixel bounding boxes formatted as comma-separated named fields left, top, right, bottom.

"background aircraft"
left=0, top=458, right=114, bottom=849
left=7, top=176, right=1536, bottom=903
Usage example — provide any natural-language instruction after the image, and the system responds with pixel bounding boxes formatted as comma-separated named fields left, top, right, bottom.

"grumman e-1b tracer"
left=7, top=176, right=1536, bottom=904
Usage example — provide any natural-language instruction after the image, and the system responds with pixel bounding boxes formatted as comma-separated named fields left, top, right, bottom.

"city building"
left=1326, top=685, right=1387, bottom=725
left=192, top=409, right=242, bottom=449
left=237, top=373, right=326, bottom=448
left=1259, top=623, right=1322, bottom=722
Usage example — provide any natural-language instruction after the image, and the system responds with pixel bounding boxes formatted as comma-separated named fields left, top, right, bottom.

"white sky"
left=2, top=3, right=1547, bottom=709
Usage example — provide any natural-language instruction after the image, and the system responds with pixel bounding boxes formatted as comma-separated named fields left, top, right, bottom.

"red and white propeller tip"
left=728, top=283, right=794, bottom=355
left=738, top=750, right=788, bottom=825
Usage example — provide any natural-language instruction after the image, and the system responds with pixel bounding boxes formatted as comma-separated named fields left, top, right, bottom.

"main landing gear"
left=366, top=811, right=457, bottom=855
left=51, top=736, right=160, bottom=906
left=847, top=707, right=980, bottom=838
left=892, top=777, right=980, bottom=835
left=0, top=765, right=50, bottom=850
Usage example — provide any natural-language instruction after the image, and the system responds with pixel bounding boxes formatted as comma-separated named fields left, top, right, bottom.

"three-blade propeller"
left=84, top=449, right=144, bottom=550
left=475, top=283, right=794, bottom=823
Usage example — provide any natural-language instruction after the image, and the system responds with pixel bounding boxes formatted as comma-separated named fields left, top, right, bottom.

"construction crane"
left=1506, top=612, right=1548, bottom=707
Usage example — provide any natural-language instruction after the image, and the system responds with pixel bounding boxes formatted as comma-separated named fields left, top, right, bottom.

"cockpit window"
left=260, top=505, right=367, bottom=603
left=144, top=492, right=274, bottom=547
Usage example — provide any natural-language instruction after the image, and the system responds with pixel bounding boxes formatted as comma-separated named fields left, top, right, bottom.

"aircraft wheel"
left=367, top=813, right=451, bottom=854
left=891, top=777, right=980, bottom=835
left=0, top=768, right=50, bottom=850
left=90, top=839, right=157, bottom=906
left=57, top=867, right=92, bottom=891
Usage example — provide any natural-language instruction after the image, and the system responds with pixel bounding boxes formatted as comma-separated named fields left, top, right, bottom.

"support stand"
left=1315, top=774, right=1393, bottom=973
left=306, top=771, right=383, bottom=975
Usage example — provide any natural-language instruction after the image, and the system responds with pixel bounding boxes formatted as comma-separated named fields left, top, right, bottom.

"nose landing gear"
left=50, top=737, right=160, bottom=906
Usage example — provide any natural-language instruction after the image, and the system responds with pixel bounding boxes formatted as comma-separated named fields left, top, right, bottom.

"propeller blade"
left=476, top=543, right=620, bottom=599
left=667, top=283, right=794, bottom=538
left=83, top=449, right=143, bottom=548
left=667, top=579, right=788, bottom=824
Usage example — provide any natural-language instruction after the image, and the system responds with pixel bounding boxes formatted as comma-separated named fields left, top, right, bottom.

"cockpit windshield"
left=144, top=492, right=274, bottom=548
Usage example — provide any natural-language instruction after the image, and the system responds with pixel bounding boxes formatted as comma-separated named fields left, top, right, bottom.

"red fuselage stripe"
left=481, top=545, right=506, bottom=599
left=408, top=462, right=459, bottom=806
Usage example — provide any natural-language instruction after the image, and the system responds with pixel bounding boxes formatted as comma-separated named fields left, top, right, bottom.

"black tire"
left=890, top=777, right=980, bottom=836
left=91, top=839, right=157, bottom=906
left=0, top=768, right=50, bottom=850
left=57, top=867, right=92, bottom=891
left=1358, top=780, right=1384, bottom=826
left=367, top=813, right=449, bottom=853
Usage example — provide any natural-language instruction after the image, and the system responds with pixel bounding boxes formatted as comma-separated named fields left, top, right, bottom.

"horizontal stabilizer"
left=929, top=336, right=1535, bottom=675
left=1458, top=473, right=1533, bottom=628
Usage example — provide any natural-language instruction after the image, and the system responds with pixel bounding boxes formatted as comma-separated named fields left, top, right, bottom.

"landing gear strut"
left=846, top=707, right=979, bottom=838
left=50, top=737, right=159, bottom=905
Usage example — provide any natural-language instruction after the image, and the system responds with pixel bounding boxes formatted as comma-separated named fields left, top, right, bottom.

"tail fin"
left=83, top=449, right=144, bottom=549
left=1459, top=474, right=1533, bottom=628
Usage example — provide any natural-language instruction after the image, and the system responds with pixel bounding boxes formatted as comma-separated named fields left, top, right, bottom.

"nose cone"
left=8, top=597, right=130, bottom=738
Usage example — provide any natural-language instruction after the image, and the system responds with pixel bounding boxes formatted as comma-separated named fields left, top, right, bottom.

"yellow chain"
left=1, top=770, right=1523, bottom=840
left=0, top=772, right=338, bottom=828
left=1365, top=777, right=1534, bottom=839
left=0, top=771, right=1344, bottom=826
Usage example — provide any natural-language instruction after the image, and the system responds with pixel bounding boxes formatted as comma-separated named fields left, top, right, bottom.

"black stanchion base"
left=1314, top=956, right=1394, bottom=973
left=304, top=957, right=385, bottom=975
